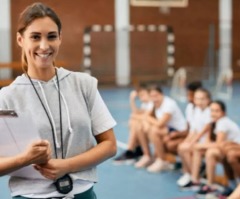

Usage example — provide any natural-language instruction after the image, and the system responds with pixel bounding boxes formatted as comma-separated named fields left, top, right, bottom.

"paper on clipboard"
left=0, top=110, right=45, bottom=179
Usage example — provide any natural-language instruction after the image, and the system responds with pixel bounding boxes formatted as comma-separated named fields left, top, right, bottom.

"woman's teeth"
left=37, top=53, right=51, bottom=58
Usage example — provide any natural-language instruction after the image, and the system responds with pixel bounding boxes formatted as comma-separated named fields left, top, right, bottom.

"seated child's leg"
left=226, top=148, right=240, bottom=179
left=191, top=145, right=207, bottom=182
left=148, top=126, right=168, bottom=160
left=205, top=148, right=222, bottom=185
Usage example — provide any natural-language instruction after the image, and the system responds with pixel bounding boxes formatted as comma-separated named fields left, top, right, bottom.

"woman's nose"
left=39, top=39, right=49, bottom=50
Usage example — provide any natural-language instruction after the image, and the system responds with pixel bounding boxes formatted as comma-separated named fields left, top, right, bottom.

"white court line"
left=117, top=140, right=128, bottom=150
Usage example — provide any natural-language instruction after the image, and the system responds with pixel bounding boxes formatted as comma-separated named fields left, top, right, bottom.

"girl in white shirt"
left=218, top=140, right=240, bottom=197
left=177, top=88, right=211, bottom=187
left=186, top=101, right=240, bottom=197
left=185, top=81, right=203, bottom=126
left=113, top=85, right=153, bottom=165
left=134, top=84, right=187, bottom=172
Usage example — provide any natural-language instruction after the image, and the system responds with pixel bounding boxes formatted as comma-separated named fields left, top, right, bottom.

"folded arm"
left=36, top=128, right=117, bottom=180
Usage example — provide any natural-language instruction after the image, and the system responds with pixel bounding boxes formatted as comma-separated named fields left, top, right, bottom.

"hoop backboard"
left=131, top=0, right=188, bottom=7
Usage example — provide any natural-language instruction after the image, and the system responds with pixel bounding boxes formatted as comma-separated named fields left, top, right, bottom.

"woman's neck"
left=27, top=67, right=56, bottom=81
left=200, top=106, right=207, bottom=111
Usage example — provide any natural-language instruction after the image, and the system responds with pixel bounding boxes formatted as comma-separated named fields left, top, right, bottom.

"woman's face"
left=194, top=91, right=210, bottom=110
left=138, top=89, right=149, bottom=103
left=17, top=17, right=61, bottom=70
left=149, top=90, right=163, bottom=108
left=210, top=103, right=225, bottom=122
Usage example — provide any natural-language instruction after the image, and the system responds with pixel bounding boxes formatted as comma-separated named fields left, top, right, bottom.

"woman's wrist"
left=62, top=158, right=75, bottom=174
left=15, top=153, right=29, bottom=168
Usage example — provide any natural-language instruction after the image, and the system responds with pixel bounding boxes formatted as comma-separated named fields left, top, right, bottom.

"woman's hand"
left=21, top=140, right=51, bottom=166
left=34, top=159, right=68, bottom=180
left=0, top=140, right=51, bottom=176
left=130, top=90, right=137, bottom=100
left=34, top=129, right=117, bottom=181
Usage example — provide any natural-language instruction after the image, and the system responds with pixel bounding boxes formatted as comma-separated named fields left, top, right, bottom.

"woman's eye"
left=48, top=35, right=57, bottom=40
left=31, top=35, right=40, bottom=40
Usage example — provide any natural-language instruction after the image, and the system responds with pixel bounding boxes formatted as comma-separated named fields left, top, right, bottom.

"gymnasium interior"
left=0, top=0, right=240, bottom=198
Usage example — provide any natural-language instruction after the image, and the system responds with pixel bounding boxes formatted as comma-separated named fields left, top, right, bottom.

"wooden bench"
left=166, top=154, right=228, bottom=186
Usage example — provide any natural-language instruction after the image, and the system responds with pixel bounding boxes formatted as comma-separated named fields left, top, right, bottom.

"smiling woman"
left=0, top=2, right=116, bottom=199
left=18, top=17, right=60, bottom=79
left=17, top=4, right=62, bottom=81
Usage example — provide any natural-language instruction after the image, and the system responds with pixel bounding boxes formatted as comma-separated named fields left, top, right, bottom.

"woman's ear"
left=16, top=32, right=23, bottom=47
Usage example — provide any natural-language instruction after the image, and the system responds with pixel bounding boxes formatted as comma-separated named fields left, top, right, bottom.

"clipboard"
left=0, top=110, right=45, bottom=179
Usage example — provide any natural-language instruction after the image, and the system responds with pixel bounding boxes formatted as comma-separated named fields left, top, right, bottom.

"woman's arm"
left=0, top=140, right=51, bottom=176
left=130, top=91, right=143, bottom=114
left=146, top=113, right=171, bottom=128
left=188, top=124, right=211, bottom=147
left=35, top=128, right=116, bottom=180
left=215, top=132, right=227, bottom=146
left=196, top=132, right=227, bottom=149
left=131, top=108, right=153, bottom=121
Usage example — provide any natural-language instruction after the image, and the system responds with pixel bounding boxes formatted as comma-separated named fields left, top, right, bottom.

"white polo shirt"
left=214, top=116, right=240, bottom=144
left=185, top=103, right=194, bottom=124
left=190, top=107, right=211, bottom=133
left=155, top=96, right=187, bottom=132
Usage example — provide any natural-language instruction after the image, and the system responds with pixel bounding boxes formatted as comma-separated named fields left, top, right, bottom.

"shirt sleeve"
left=189, top=119, right=196, bottom=132
left=91, top=90, right=117, bottom=136
left=185, top=103, right=193, bottom=123
left=215, top=118, right=228, bottom=134
left=162, top=100, right=175, bottom=115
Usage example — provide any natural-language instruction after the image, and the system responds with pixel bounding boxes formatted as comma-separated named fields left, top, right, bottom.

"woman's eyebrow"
left=48, top=31, right=58, bottom=34
left=29, top=31, right=58, bottom=35
left=30, top=32, right=41, bottom=35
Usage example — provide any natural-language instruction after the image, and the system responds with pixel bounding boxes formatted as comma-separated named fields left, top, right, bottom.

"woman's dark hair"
left=17, top=3, right=62, bottom=72
left=187, top=81, right=202, bottom=92
left=210, top=100, right=226, bottom=113
left=195, top=88, right=212, bottom=101
left=147, top=84, right=163, bottom=94
left=210, top=122, right=217, bottom=141
left=18, top=3, right=61, bottom=35
left=146, top=83, right=163, bottom=118
left=209, top=100, right=226, bottom=141
left=136, top=82, right=148, bottom=92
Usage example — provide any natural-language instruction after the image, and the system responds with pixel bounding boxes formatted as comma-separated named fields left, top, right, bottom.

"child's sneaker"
left=135, top=155, right=152, bottom=168
left=214, top=187, right=234, bottom=199
left=147, top=159, right=174, bottom=173
left=180, top=181, right=202, bottom=191
left=113, top=150, right=137, bottom=165
left=196, top=185, right=217, bottom=198
left=177, top=173, right=191, bottom=187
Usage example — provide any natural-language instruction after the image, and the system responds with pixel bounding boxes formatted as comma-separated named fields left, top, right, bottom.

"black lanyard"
left=26, top=68, right=64, bottom=159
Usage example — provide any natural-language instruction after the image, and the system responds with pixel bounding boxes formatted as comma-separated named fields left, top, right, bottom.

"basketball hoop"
left=159, top=6, right=170, bottom=14
left=130, top=0, right=188, bottom=15
left=131, top=0, right=188, bottom=7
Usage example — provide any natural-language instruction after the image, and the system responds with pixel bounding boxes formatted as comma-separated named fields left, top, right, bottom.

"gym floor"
left=1, top=82, right=239, bottom=199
